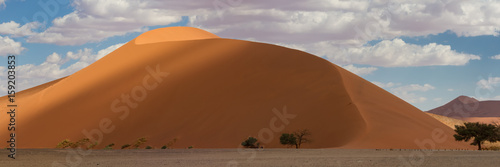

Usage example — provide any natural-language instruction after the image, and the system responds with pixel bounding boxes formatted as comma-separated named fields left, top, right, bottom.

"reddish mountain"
left=427, top=96, right=500, bottom=118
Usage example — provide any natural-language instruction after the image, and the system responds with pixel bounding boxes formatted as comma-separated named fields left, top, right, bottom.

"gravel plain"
left=1, top=149, right=499, bottom=167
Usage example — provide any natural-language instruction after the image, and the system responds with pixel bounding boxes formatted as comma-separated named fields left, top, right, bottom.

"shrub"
left=187, top=146, right=194, bottom=149
left=121, top=144, right=131, bottom=149
left=145, top=146, right=153, bottom=149
left=87, top=141, right=98, bottom=149
left=56, top=139, right=73, bottom=149
left=241, top=137, right=259, bottom=148
left=161, top=145, right=168, bottom=149
left=132, top=137, right=148, bottom=149
left=104, top=143, right=115, bottom=150
left=164, top=138, right=177, bottom=149
left=483, top=146, right=500, bottom=151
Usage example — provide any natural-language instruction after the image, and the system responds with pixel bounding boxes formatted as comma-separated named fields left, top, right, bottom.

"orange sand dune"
left=463, top=117, right=500, bottom=124
left=0, top=27, right=473, bottom=149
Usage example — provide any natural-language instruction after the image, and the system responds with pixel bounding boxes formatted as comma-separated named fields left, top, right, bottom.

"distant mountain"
left=427, top=96, right=500, bottom=118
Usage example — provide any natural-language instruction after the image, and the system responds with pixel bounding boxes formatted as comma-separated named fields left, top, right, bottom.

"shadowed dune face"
left=0, top=27, right=473, bottom=149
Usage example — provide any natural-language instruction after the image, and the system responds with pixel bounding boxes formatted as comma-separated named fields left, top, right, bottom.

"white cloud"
left=392, top=84, right=435, bottom=93
left=476, top=96, right=500, bottom=101
left=341, top=64, right=377, bottom=76
left=0, top=21, right=39, bottom=37
left=477, top=77, right=500, bottom=91
left=0, top=36, right=24, bottom=56
left=325, top=38, right=480, bottom=67
left=372, top=81, right=399, bottom=88
left=475, top=77, right=500, bottom=101
left=391, top=84, right=435, bottom=104
left=373, top=82, right=435, bottom=104
left=0, top=0, right=5, bottom=8
left=27, top=0, right=183, bottom=45
left=0, top=43, right=124, bottom=92
left=447, top=88, right=454, bottom=92
left=20, top=0, right=500, bottom=48
left=188, top=0, right=500, bottom=43
left=492, top=54, right=500, bottom=60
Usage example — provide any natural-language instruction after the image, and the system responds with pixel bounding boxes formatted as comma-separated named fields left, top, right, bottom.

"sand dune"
left=0, top=27, right=473, bottom=149
left=462, top=117, right=500, bottom=124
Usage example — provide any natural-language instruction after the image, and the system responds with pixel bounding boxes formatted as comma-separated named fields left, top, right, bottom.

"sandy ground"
left=1, top=149, right=499, bottom=167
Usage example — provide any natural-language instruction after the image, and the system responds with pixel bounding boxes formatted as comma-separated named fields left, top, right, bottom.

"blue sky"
left=0, top=0, right=499, bottom=111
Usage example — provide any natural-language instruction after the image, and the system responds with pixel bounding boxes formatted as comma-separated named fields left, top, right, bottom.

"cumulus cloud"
left=477, top=77, right=500, bottom=91
left=0, top=0, right=5, bottom=8
left=474, top=76, right=500, bottom=101
left=0, top=21, right=39, bottom=37
left=325, top=38, right=480, bottom=67
left=20, top=0, right=500, bottom=48
left=392, top=84, right=435, bottom=103
left=27, top=0, right=183, bottom=45
left=476, top=96, right=500, bottom=101
left=0, top=36, right=24, bottom=56
left=392, top=84, right=435, bottom=93
left=0, top=43, right=124, bottom=93
left=372, top=82, right=435, bottom=104
left=492, top=54, right=500, bottom=60
left=341, top=64, right=377, bottom=75
left=372, top=81, right=400, bottom=88
left=189, top=0, right=500, bottom=43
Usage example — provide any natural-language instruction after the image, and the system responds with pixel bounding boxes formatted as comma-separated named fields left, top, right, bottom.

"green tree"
left=280, top=129, right=311, bottom=149
left=280, top=133, right=297, bottom=148
left=241, top=137, right=260, bottom=148
left=454, top=122, right=500, bottom=150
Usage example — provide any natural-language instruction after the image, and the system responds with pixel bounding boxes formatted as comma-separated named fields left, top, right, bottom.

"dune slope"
left=0, top=27, right=472, bottom=149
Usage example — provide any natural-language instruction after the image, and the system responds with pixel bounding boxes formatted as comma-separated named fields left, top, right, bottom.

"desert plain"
left=1, top=149, right=500, bottom=167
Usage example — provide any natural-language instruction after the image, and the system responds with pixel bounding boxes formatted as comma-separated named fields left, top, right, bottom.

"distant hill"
left=427, top=96, right=500, bottom=118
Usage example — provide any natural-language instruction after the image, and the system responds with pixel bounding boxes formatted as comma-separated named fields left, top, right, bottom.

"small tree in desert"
left=454, top=122, right=500, bottom=150
left=280, top=129, right=311, bottom=149
left=241, top=137, right=260, bottom=148
left=294, top=129, right=311, bottom=149
left=279, top=133, right=297, bottom=148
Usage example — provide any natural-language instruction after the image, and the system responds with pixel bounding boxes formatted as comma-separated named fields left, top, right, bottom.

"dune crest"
left=134, top=27, right=220, bottom=44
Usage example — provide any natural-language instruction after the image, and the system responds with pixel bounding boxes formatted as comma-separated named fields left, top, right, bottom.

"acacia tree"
left=454, top=122, right=500, bottom=150
left=241, top=137, right=260, bottom=148
left=279, top=133, right=297, bottom=148
left=294, top=129, right=311, bottom=149
left=280, top=129, right=311, bottom=149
